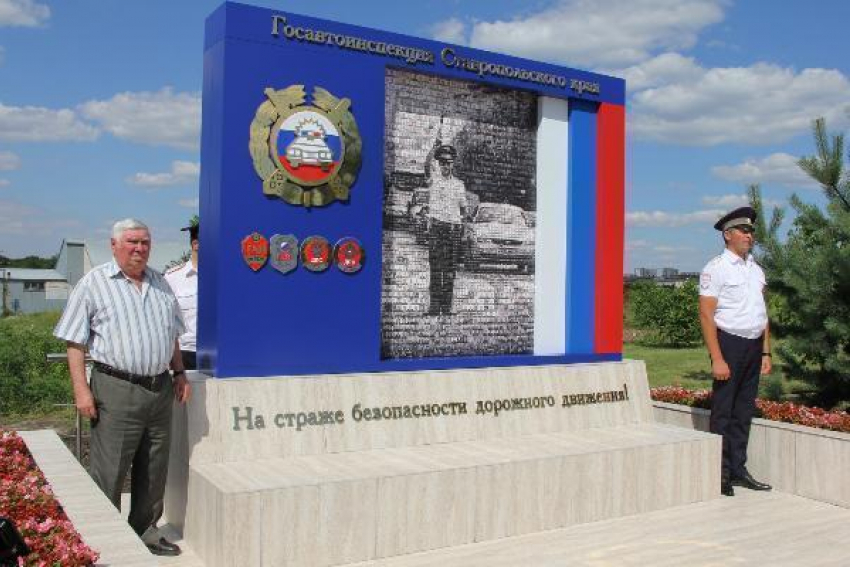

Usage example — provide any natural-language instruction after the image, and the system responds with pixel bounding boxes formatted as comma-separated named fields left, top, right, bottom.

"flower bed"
left=0, top=430, right=99, bottom=566
left=650, top=387, right=850, bottom=433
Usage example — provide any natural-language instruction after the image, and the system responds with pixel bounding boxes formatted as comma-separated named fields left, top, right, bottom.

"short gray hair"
left=111, top=218, right=150, bottom=239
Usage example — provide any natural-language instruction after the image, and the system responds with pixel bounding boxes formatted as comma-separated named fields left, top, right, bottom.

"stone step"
left=184, top=423, right=718, bottom=567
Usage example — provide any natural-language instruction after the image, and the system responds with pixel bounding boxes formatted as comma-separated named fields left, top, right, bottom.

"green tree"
left=629, top=279, right=702, bottom=347
left=749, top=118, right=850, bottom=407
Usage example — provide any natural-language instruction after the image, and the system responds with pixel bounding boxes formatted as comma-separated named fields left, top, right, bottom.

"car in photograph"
left=463, top=202, right=534, bottom=272
left=285, top=136, right=334, bottom=169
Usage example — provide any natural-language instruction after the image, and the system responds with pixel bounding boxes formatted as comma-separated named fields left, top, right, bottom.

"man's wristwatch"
left=762, top=352, right=772, bottom=358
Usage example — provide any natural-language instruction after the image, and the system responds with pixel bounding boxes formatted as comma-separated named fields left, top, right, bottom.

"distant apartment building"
left=0, top=240, right=92, bottom=315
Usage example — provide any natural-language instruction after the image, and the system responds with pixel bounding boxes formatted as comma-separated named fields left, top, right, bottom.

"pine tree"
left=750, top=118, right=850, bottom=408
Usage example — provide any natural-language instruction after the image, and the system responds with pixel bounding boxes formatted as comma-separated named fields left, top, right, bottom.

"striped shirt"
left=54, top=260, right=185, bottom=376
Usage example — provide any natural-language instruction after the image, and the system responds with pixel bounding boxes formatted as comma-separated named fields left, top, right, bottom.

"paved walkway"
left=149, top=490, right=849, bottom=566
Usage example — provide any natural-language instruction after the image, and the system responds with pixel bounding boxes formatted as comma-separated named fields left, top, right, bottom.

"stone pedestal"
left=165, top=361, right=719, bottom=566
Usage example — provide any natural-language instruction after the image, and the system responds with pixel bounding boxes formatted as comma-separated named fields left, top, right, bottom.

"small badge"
left=700, top=272, right=711, bottom=289
left=300, top=236, right=331, bottom=272
left=270, top=234, right=299, bottom=274
left=249, top=85, right=362, bottom=208
left=241, top=232, right=269, bottom=272
left=333, top=237, right=364, bottom=274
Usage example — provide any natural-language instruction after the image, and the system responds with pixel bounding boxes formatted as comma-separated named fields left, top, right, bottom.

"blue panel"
left=566, top=100, right=597, bottom=354
left=198, top=3, right=623, bottom=377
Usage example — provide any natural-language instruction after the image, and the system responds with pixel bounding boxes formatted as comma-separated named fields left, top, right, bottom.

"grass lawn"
left=623, top=342, right=809, bottom=400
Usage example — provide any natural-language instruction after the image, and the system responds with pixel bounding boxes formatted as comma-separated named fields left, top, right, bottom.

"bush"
left=0, top=312, right=71, bottom=417
left=651, top=387, right=850, bottom=433
left=629, top=279, right=702, bottom=347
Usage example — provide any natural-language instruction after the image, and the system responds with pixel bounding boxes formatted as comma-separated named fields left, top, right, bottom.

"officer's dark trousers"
left=710, top=329, right=763, bottom=478
left=428, top=219, right=462, bottom=315
left=89, top=368, right=174, bottom=539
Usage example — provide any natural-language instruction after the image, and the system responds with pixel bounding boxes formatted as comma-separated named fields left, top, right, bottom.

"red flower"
left=0, top=430, right=100, bottom=566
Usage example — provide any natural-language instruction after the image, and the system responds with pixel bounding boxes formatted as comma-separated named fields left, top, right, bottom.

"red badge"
left=300, top=236, right=331, bottom=272
left=334, top=237, right=364, bottom=273
left=241, top=232, right=269, bottom=272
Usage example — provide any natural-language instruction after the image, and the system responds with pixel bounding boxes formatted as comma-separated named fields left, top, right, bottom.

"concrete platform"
left=155, top=490, right=850, bottom=567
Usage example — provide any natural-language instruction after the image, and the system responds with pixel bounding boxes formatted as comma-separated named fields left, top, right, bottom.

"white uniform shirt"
left=699, top=249, right=768, bottom=339
left=54, top=260, right=185, bottom=375
left=164, top=261, right=197, bottom=352
left=428, top=174, right=467, bottom=225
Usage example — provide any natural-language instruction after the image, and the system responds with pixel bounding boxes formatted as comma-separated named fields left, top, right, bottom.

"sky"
left=0, top=0, right=848, bottom=272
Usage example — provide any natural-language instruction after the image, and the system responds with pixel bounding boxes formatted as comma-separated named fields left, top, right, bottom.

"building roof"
left=0, top=268, right=66, bottom=281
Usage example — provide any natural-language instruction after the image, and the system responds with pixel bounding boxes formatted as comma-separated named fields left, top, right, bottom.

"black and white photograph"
left=381, top=69, right=538, bottom=359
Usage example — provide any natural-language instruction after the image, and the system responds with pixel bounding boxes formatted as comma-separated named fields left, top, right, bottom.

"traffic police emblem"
left=250, top=85, right=362, bottom=208
left=300, top=235, right=331, bottom=272
left=270, top=234, right=299, bottom=274
left=241, top=232, right=269, bottom=272
left=333, top=237, right=364, bottom=274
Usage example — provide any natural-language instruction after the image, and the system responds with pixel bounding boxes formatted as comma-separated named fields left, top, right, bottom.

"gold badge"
left=249, top=85, right=362, bottom=208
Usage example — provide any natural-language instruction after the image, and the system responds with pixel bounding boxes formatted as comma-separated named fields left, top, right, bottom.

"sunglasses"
left=730, top=225, right=755, bottom=234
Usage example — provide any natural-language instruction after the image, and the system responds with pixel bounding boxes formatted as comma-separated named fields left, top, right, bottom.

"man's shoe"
left=731, top=470, right=772, bottom=491
left=721, top=477, right=735, bottom=497
left=146, top=537, right=182, bottom=557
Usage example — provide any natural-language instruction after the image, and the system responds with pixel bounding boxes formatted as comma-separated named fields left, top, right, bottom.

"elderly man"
left=165, top=221, right=199, bottom=370
left=699, top=206, right=773, bottom=497
left=424, top=141, right=468, bottom=316
left=54, top=218, right=190, bottom=556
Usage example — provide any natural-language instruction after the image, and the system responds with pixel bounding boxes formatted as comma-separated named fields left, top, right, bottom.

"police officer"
left=698, top=206, right=772, bottom=496
left=164, top=222, right=198, bottom=370
left=425, top=143, right=468, bottom=316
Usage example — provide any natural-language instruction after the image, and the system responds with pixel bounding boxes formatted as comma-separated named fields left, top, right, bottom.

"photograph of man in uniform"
left=424, top=139, right=467, bottom=316
left=380, top=69, right=537, bottom=359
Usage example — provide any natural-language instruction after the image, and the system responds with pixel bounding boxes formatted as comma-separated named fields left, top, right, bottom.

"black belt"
left=92, top=361, right=169, bottom=392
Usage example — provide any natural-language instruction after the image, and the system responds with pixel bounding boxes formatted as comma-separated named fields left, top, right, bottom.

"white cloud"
left=127, top=160, right=200, bottom=188
left=701, top=194, right=749, bottom=208
left=0, top=46, right=5, bottom=66
left=451, top=0, right=725, bottom=68
left=0, top=151, right=20, bottom=170
left=629, top=63, right=850, bottom=145
left=711, top=153, right=819, bottom=188
left=79, top=88, right=201, bottom=151
left=178, top=198, right=199, bottom=209
left=0, top=102, right=99, bottom=142
left=430, top=17, right=466, bottom=44
left=604, top=52, right=702, bottom=92
left=0, top=179, right=9, bottom=187
left=627, top=208, right=723, bottom=227
left=0, top=198, right=80, bottom=239
left=0, top=0, right=50, bottom=27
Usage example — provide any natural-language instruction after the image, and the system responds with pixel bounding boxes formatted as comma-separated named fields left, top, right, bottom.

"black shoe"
left=146, top=537, right=182, bottom=557
left=731, top=470, right=772, bottom=491
left=721, top=477, right=735, bottom=497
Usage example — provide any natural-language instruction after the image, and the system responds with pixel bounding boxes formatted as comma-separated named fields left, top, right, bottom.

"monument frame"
left=198, top=2, right=625, bottom=378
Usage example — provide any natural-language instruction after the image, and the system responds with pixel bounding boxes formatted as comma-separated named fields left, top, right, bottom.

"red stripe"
left=595, top=103, right=625, bottom=354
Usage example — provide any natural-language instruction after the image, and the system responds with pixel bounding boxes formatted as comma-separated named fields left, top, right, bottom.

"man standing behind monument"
left=424, top=126, right=467, bottom=316
left=54, top=218, right=191, bottom=557
left=165, top=219, right=199, bottom=370
left=698, top=206, right=773, bottom=497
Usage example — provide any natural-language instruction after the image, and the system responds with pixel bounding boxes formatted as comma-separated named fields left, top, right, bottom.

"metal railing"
left=45, top=352, right=91, bottom=460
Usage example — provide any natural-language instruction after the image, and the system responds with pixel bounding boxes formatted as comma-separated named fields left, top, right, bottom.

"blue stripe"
left=567, top=100, right=597, bottom=353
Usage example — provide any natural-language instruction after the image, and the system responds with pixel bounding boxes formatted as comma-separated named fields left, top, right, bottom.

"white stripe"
left=533, top=96, right=569, bottom=355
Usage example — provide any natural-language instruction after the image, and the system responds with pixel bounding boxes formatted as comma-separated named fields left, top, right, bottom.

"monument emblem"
left=300, top=235, right=331, bottom=272
left=270, top=233, right=299, bottom=274
left=250, top=85, right=362, bottom=207
left=241, top=232, right=269, bottom=271
left=333, top=237, right=364, bottom=273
